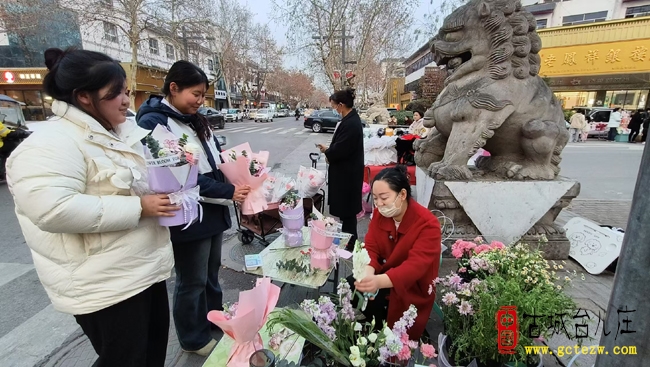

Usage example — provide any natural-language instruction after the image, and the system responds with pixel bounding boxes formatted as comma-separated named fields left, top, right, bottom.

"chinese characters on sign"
left=538, top=40, right=650, bottom=77
left=496, top=306, right=637, bottom=354
left=605, top=49, right=622, bottom=64
left=563, top=52, right=577, bottom=66
left=629, top=46, right=647, bottom=62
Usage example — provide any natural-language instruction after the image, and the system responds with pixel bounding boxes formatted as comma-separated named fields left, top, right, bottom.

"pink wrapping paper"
left=207, top=278, right=280, bottom=367
left=219, top=157, right=269, bottom=215
left=310, top=220, right=336, bottom=270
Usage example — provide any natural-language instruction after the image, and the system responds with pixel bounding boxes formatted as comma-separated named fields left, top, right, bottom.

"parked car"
left=248, top=109, right=258, bottom=120
left=198, top=106, right=225, bottom=129
left=224, top=109, right=243, bottom=122
left=303, top=109, right=341, bottom=133
left=570, top=107, right=612, bottom=138
left=255, top=109, right=273, bottom=123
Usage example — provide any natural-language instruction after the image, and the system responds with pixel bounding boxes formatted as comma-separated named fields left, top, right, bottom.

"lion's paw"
left=428, top=162, right=473, bottom=180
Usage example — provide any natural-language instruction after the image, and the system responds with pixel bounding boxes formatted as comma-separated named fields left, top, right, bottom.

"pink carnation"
left=475, top=244, right=492, bottom=254
left=397, top=344, right=412, bottom=360
left=473, top=236, right=484, bottom=243
left=451, top=248, right=464, bottom=259
left=420, top=343, right=438, bottom=359
left=490, top=241, right=505, bottom=249
left=458, top=267, right=467, bottom=273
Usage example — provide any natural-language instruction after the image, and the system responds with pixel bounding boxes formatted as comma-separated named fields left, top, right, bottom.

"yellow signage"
left=539, top=39, right=650, bottom=77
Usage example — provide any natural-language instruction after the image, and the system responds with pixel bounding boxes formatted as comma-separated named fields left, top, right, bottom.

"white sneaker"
left=184, top=339, right=217, bottom=357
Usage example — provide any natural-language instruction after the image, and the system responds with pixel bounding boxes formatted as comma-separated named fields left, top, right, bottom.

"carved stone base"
left=425, top=177, right=580, bottom=260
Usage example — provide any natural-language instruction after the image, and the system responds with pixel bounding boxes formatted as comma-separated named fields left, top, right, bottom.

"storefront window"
left=556, top=90, right=649, bottom=111
left=0, top=89, right=52, bottom=121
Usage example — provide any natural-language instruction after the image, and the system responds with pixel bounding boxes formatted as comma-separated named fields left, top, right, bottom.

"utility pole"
left=312, top=25, right=355, bottom=90
left=594, top=143, right=650, bottom=366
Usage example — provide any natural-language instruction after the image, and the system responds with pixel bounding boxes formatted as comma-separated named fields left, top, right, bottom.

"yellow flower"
left=525, top=279, right=529, bottom=283
left=564, top=276, right=571, bottom=282
left=557, top=285, right=562, bottom=290
left=553, top=265, right=558, bottom=270
left=558, top=265, right=564, bottom=269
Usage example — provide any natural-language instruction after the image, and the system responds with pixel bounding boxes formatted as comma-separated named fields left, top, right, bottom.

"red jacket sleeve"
left=385, top=220, right=441, bottom=296
left=364, top=210, right=383, bottom=272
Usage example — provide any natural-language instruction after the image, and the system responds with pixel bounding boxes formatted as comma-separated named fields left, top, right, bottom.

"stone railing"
left=538, top=16, right=650, bottom=48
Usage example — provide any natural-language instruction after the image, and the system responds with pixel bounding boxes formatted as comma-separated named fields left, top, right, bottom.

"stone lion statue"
left=414, top=0, right=569, bottom=180
left=360, top=91, right=391, bottom=125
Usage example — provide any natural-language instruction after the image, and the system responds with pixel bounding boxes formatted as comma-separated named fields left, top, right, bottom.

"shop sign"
left=216, top=90, right=227, bottom=100
left=539, top=39, right=650, bottom=77
left=545, top=72, right=650, bottom=89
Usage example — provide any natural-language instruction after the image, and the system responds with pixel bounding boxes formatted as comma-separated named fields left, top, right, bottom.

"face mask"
left=378, top=195, right=403, bottom=218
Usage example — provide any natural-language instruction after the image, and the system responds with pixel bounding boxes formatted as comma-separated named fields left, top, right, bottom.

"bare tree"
left=267, top=69, right=316, bottom=106
left=275, top=0, right=417, bottom=91
left=414, top=0, right=467, bottom=43
left=0, top=0, right=81, bottom=67
left=249, top=24, right=283, bottom=104
left=58, top=0, right=208, bottom=105
left=203, top=0, right=253, bottom=108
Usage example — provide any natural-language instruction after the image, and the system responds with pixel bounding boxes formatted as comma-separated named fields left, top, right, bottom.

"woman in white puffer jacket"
left=6, top=48, right=178, bottom=367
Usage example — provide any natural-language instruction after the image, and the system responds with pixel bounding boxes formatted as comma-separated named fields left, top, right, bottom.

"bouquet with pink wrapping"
left=207, top=277, right=280, bottom=367
left=220, top=143, right=270, bottom=215
left=308, top=208, right=343, bottom=270
left=144, top=125, right=202, bottom=229
left=278, top=189, right=304, bottom=247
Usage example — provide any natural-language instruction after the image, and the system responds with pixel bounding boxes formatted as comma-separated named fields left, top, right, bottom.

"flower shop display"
left=267, top=280, right=439, bottom=367
left=364, top=135, right=398, bottom=166
left=144, top=124, right=201, bottom=229
left=220, top=142, right=270, bottom=215
left=279, top=189, right=304, bottom=247
left=296, top=165, right=326, bottom=198
left=207, top=277, right=280, bottom=367
left=308, top=210, right=343, bottom=270
left=435, top=238, right=578, bottom=367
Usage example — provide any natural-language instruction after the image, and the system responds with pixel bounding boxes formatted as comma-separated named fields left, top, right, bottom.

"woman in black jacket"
left=137, top=61, right=250, bottom=356
left=628, top=109, right=643, bottom=143
left=317, top=88, right=364, bottom=250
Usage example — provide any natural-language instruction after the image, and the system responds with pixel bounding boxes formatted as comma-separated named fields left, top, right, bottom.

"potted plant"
left=435, top=238, right=579, bottom=367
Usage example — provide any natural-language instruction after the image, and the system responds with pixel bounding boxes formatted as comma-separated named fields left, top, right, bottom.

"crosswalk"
left=223, top=126, right=320, bottom=136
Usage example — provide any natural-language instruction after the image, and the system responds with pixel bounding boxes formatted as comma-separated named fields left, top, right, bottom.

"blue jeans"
left=172, top=233, right=224, bottom=351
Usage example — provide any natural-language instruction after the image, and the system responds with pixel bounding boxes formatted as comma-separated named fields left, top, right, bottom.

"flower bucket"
left=279, top=206, right=304, bottom=231
left=309, top=220, right=341, bottom=270
left=437, top=334, right=543, bottom=367
left=282, top=229, right=303, bottom=247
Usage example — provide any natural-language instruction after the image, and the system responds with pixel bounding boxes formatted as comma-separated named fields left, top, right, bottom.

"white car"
left=255, top=109, right=273, bottom=123
left=224, top=109, right=243, bottom=122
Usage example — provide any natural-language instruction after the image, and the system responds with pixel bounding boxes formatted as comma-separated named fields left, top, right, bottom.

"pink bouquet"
left=207, top=278, right=280, bottom=367
left=144, top=125, right=202, bottom=229
left=308, top=209, right=342, bottom=270
left=220, top=143, right=270, bottom=215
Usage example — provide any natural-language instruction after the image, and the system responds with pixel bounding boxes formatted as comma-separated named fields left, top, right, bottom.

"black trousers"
left=74, top=281, right=170, bottom=367
left=346, top=275, right=389, bottom=331
left=608, top=127, right=618, bottom=141
left=629, top=128, right=640, bottom=142
left=340, top=216, right=358, bottom=251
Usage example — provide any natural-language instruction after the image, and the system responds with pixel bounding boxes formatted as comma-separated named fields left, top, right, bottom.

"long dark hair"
left=43, top=47, right=126, bottom=128
left=373, top=165, right=412, bottom=199
left=163, top=60, right=211, bottom=141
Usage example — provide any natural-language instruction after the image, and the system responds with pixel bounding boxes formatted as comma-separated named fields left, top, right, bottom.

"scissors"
left=361, top=290, right=380, bottom=311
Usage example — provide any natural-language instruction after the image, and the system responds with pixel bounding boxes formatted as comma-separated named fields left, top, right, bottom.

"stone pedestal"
left=421, top=174, right=580, bottom=260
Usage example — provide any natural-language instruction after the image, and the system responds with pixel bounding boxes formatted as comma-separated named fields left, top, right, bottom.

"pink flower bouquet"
left=220, top=143, right=270, bottom=215
left=308, top=213, right=342, bottom=270
left=144, top=125, right=202, bottom=229
left=207, top=278, right=280, bottom=367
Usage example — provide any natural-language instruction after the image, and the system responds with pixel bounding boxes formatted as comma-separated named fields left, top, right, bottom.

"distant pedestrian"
left=6, top=48, right=177, bottom=367
left=607, top=107, right=622, bottom=141
left=569, top=110, right=586, bottom=143
left=628, top=109, right=643, bottom=143
left=642, top=108, right=650, bottom=143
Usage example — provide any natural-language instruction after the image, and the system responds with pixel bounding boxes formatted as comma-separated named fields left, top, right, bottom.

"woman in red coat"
left=355, top=165, right=441, bottom=340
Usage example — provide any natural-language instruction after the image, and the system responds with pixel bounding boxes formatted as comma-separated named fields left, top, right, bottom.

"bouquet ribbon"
left=168, top=185, right=203, bottom=230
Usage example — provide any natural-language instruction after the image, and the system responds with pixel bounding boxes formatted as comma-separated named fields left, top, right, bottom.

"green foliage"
left=144, top=135, right=161, bottom=159
left=389, top=110, right=414, bottom=125
left=267, top=308, right=351, bottom=366
left=440, top=242, right=580, bottom=366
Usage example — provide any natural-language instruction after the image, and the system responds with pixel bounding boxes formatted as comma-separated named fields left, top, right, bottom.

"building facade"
left=525, top=0, right=650, bottom=110
left=1, top=4, right=228, bottom=119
